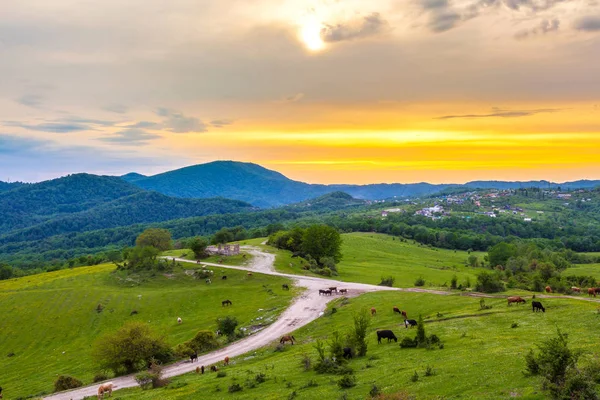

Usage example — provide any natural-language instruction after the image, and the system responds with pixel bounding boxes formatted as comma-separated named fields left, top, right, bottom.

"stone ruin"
left=207, top=243, right=241, bottom=256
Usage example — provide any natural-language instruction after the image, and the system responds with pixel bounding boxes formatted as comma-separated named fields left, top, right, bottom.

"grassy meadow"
left=0, top=262, right=294, bottom=399
left=109, top=290, right=600, bottom=400
left=563, top=264, right=600, bottom=281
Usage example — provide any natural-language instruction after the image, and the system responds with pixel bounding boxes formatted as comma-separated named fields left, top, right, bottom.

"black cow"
left=404, top=319, right=418, bottom=328
left=222, top=276, right=227, bottom=280
left=190, top=352, right=198, bottom=362
left=282, top=284, right=290, bottom=290
left=532, top=301, right=545, bottom=313
left=376, top=330, right=398, bottom=344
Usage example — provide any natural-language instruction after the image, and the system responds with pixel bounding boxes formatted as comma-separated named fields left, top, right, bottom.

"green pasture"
left=112, top=290, right=600, bottom=399
left=0, top=263, right=294, bottom=398
left=564, top=263, right=600, bottom=281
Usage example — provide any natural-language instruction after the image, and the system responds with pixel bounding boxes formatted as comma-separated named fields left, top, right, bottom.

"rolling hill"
left=0, top=180, right=26, bottom=193
left=125, top=161, right=600, bottom=207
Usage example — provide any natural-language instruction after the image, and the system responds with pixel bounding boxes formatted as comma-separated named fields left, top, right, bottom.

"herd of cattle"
left=318, top=286, right=349, bottom=296
left=545, top=285, right=600, bottom=296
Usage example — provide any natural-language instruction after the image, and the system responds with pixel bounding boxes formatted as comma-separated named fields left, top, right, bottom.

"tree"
left=189, top=237, right=209, bottom=259
left=475, top=271, right=505, bottom=293
left=0, top=265, right=13, bottom=280
left=135, top=228, right=172, bottom=251
left=351, top=308, right=371, bottom=356
left=488, top=242, right=517, bottom=268
left=122, top=246, right=161, bottom=270
left=217, top=316, right=238, bottom=339
left=416, top=315, right=426, bottom=347
left=301, top=225, right=343, bottom=264
left=212, top=228, right=234, bottom=245
left=93, top=322, right=172, bottom=374
left=468, top=255, right=479, bottom=268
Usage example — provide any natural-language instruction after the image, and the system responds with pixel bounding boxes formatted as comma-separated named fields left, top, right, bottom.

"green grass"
left=162, top=249, right=254, bottom=266
left=109, top=290, right=600, bottom=400
left=331, top=233, right=486, bottom=288
left=564, top=263, right=600, bottom=280
left=0, top=263, right=294, bottom=398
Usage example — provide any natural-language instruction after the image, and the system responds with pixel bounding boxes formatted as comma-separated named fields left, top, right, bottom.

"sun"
left=300, top=18, right=325, bottom=52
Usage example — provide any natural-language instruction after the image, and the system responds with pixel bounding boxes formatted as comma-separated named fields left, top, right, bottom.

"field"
left=109, top=290, right=600, bottom=399
left=564, top=263, right=600, bottom=280
left=0, top=263, right=294, bottom=399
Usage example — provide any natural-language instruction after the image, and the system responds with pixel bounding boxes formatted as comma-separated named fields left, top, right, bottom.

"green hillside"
left=111, top=290, right=600, bottom=400
left=0, top=263, right=294, bottom=398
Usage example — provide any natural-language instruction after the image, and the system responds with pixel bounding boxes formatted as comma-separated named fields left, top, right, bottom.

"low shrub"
left=255, top=373, right=267, bottom=383
left=337, top=374, right=356, bottom=389
left=424, top=365, right=435, bottom=376
left=414, top=277, right=425, bottom=287
left=54, top=375, right=83, bottom=391
left=301, top=379, right=319, bottom=389
left=369, top=384, right=381, bottom=397
left=93, top=373, right=109, bottom=383
left=228, top=383, right=243, bottom=393
left=399, top=337, right=417, bottom=348
left=379, top=276, right=395, bottom=287
left=410, top=371, right=419, bottom=382
left=301, top=353, right=312, bottom=371
left=216, top=371, right=227, bottom=378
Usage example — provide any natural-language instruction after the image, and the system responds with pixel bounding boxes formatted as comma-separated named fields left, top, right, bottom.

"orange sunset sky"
left=1, top=0, right=599, bottom=184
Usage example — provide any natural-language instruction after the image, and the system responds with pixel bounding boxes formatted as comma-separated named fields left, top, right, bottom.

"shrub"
left=415, top=315, right=426, bottom=347
left=54, top=375, right=83, bottom=392
left=379, top=276, right=395, bottom=287
left=414, top=277, right=425, bottom=286
left=351, top=308, right=371, bottom=357
left=255, top=373, right=267, bottom=383
left=93, top=373, right=109, bottom=383
left=399, top=337, right=417, bottom=348
left=411, top=371, right=419, bottom=382
left=337, top=374, right=356, bottom=389
left=424, top=365, right=435, bottom=376
left=511, top=322, right=519, bottom=329
left=301, top=379, right=319, bottom=389
left=475, top=271, right=505, bottom=293
left=301, top=353, right=312, bottom=371
left=187, top=330, right=219, bottom=353
left=369, top=384, right=381, bottom=397
left=450, top=275, right=458, bottom=289
left=216, top=371, right=227, bottom=378
left=134, top=363, right=168, bottom=389
left=329, top=331, right=345, bottom=362
left=228, top=383, right=243, bottom=393
left=216, top=316, right=238, bottom=339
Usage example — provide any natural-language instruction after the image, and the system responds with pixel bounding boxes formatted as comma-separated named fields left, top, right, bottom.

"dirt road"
left=43, top=247, right=600, bottom=399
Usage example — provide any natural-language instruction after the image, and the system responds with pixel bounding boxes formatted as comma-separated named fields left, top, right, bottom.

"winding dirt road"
left=43, top=247, right=600, bottom=399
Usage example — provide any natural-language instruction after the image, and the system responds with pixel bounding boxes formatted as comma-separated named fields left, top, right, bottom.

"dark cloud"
left=16, top=94, right=44, bottom=108
left=574, top=15, right=600, bottom=31
left=210, top=119, right=234, bottom=128
left=98, top=128, right=161, bottom=145
left=420, top=0, right=450, bottom=9
left=435, top=108, right=561, bottom=119
left=321, top=13, right=389, bottom=43
left=103, top=104, right=129, bottom=114
left=515, top=19, right=560, bottom=39
left=429, top=11, right=463, bottom=32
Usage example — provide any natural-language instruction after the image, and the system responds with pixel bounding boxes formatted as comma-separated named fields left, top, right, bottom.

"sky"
left=1, top=0, right=599, bottom=184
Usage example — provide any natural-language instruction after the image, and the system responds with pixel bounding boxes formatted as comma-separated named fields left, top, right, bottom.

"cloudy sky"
left=1, top=0, right=599, bottom=184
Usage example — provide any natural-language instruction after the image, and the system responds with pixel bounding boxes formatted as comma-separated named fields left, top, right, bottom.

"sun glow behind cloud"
left=299, top=16, right=325, bottom=51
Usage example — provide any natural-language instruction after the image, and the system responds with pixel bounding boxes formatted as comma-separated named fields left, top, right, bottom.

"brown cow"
left=571, top=287, right=581, bottom=293
left=545, top=286, right=552, bottom=293
left=280, top=335, right=295, bottom=345
left=371, top=307, right=376, bottom=316
left=224, top=356, right=230, bottom=366
left=507, top=296, right=526, bottom=305
left=97, top=382, right=115, bottom=399
left=247, top=272, right=253, bottom=276
left=392, top=307, right=408, bottom=319
left=589, top=288, right=597, bottom=297
left=211, top=365, right=219, bottom=372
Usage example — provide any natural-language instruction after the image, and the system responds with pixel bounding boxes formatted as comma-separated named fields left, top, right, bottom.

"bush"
left=187, top=330, right=219, bottom=353
left=511, top=322, right=519, bottom=329
left=301, top=379, right=319, bottom=389
left=351, top=308, right=371, bottom=357
left=411, top=371, right=419, bottom=382
left=337, top=374, right=356, bottom=389
left=135, top=363, right=168, bottom=389
left=424, top=365, right=435, bottom=376
left=54, top=375, right=83, bottom=392
left=93, top=322, right=172, bottom=375
left=415, top=315, right=426, bottom=347
left=475, top=271, right=505, bottom=293
left=255, top=373, right=267, bottom=383
left=301, top=353, right=312, bottom=371
left=450, top=275, right=458, bottom=289
left=378, top=276, right=395, bottom=287
left=369, top=384, right=381, bottom=397
left=399, top=337, right=417, bottom=348
left=414, top=277, right=425, bottom=286
left=217, top=316, right=239, bottom=339
left=93, top=373, right=109, bottom=383
left=228, top=383, right=243, bottom=393
left=216, top=371, right=227, bottom=378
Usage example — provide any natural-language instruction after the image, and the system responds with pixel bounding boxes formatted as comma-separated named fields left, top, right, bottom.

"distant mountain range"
left=119, top=161, right=600, bottom=207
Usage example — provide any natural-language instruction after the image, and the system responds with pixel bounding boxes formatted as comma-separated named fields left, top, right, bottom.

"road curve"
left=43, top=247, right=600, bottom=399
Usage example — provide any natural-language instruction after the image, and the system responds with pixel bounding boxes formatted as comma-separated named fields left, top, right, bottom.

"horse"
left=318, top=289, right=327, bottom=296
left=280, top=335, right=295, bottom=345
left=328, top=287, right=338, bottom=293
left=97, top=382, right=115, bottom=399
left=371, top=307, right=376, bottom=316
left=323, top=289, right=332, bottom=296
left=282, top=284, right=290, bottom=290
left=222, top=299, right=232, bottom=307
left=177, top=317, right=182, bottom=324
left=190, top=351, right=198, bottom=362
left=545, top=286, right=552, bottom=293
left=224, top=356, right=230, bottom=365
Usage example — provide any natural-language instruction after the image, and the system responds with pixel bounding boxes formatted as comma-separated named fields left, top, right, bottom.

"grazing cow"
left=201, top=365, right=205, bottom=374
left=376, top=330, right=398, bottom=343
left=571, top=287, right=581, bottom=293
left=507, top=296, right=526, bottom=305
left=195, top=366, right=200, bottom=373
left=247, top=272, right=253, bottom=277
left=222, top=276, right=227, bottom=280
left=130, top=310, right=138, bottom=316
left=280, top=335, right=296, bottom=345
left=393, top=307, right=408, bottom=318
left=324, top=289, right=332, bottom=296
left=97, top=382, right=115, bottom=399
left=328, top=287, right=338, bottom=293
left=545, top=286, right=552, bottom=293
left=371, top=307, right=376, bottom=316
left=342, top=347, right=353, bottom=359
left=532, top=301, right=545, bottom=313
left=589, top=288, right=598, bottom=297
left=210, top=365, right=218, bottom=372
left=339, top=289, right=348, bottom=294
left=404, top=319, right=418, bottom=328
left=177, top=317, right=182, bottom=324
left=224, top=356, right=230, bottom=366
left=205, top=278, right=212, bottom=284
left=190, top=352, right=198, bottom=362
left=282, top=284, right=289, bottom=290
left=222, top=299, right=232, bottom=307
